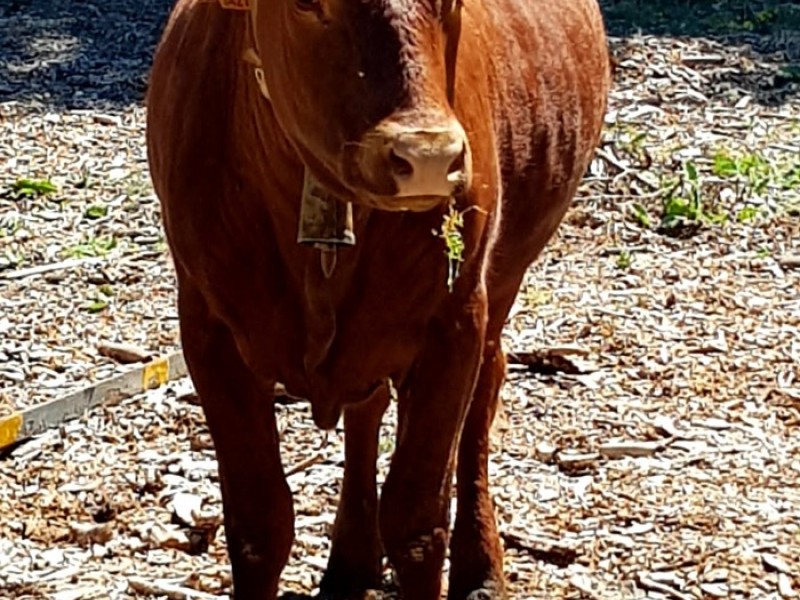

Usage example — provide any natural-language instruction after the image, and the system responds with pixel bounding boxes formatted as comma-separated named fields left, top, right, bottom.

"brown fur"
left=146, top=0, right=610, bottom=597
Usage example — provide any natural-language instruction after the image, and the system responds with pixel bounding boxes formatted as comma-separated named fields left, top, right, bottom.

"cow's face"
left=252, top=0, right=471, bottom=211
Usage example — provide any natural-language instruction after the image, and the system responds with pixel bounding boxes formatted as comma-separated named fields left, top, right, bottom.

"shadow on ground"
left=0, top=0, right=798, bottom=110
left=0, top=0, right=171, bottom=111
left=603, top=0, right=800, bottom=106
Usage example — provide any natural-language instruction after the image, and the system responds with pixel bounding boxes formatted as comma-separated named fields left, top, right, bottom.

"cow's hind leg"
left=179, top=281, right=294, bottom=600
left=320, top=387, right=390, bottom=599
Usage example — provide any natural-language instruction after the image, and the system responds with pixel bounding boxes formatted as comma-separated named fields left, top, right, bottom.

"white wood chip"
left=599, top=439, right=668, bottom=459
left=700, top=582, right=730, bottom=597
left=128, top=576, right=219, bottom=599
left=778, top=573, right=797, bottom=598
left=170, top=492, right=203, bottom=528
left=763, top=553, right=792, bottom=574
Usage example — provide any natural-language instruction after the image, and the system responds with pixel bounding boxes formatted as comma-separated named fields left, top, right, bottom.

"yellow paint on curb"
left=0, top=413, right=23, bottom=448
left=142, top=358, right=169, bottom=390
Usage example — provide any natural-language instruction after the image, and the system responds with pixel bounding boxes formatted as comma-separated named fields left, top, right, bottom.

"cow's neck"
left=214, top=0, right=356, bottom=279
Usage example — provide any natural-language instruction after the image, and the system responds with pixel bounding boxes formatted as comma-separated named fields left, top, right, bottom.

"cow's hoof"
left=450, top=580, right=507, bottom=600
left=318, top=567, right=381, bottom=600
left=465, top=588, right=506, bottom=600
left=316, top=582, right=370, bottom=600
left=316, top=589, right=379, bottom=600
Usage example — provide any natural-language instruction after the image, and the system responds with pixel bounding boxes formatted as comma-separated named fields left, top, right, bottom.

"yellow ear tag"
left=219, top=0, right=250, bottom=9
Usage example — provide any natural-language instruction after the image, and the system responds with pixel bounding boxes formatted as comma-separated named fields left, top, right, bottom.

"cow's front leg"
left=320, top=386, right=390, bottom=599
left=448, top=339, right=507, bottom=600
left=179, top=283, right=294, bottom=600
left=380, top=288, right=488, bottom=600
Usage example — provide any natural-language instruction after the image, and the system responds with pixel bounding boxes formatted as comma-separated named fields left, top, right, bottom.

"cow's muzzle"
left=350, top=116, right=472, bottom=211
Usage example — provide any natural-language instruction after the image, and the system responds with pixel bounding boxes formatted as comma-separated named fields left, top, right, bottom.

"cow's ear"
left=442, top=0, right=461, bottom=18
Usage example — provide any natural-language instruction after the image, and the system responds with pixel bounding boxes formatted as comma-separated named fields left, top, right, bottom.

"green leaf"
left=86, top=300, right=109, bottom=313
left=12, top=178, right=58, bottom=197
left=62, top=236, right=118, bottom=259
left=736, top=206, right=759, bottom=223
left=632, top=203, right=651, bottom=228
left=664, top=196, right=691, bottom=219
left=780, top=65, right=800, bottom=83
left=685, top=160, right=698, bottom=184
left=84, top=204, right=108, bottom=219
left=616, top=251, right=633, bottom=270
left=712, top=153, right=738, bottom=178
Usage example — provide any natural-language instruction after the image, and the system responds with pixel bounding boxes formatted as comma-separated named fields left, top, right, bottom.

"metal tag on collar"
left=298, top=170, right=356, bottom=248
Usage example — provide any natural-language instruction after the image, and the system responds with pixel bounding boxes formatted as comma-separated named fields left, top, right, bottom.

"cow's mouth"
left=361, top=193, right=450, bottom=213
left=342, top=163, right=470, bottom=213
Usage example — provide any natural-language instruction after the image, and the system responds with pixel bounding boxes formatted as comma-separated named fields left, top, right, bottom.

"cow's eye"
left=295, top=0, right=321, bottom=12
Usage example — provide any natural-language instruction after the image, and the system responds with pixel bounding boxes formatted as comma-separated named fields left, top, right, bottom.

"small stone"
left=700, top=582, right=729, bottom=598
left=535, top=440, right=557, bottom=462
left=97, top=341, right=152, bottom=364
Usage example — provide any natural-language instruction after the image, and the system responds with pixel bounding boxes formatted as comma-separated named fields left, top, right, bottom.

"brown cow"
left=146, top=0, right=610, bottom=597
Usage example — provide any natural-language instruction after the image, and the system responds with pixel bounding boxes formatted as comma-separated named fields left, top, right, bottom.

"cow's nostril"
left=448, top=146, right=466, bottom=176
left=388, top=149, right=414, bottom=178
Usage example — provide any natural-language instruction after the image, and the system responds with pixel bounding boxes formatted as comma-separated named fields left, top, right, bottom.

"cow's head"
left=251, top=0, right=471, bottom=212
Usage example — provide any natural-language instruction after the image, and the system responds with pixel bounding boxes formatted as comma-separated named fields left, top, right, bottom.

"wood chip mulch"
left=1, top=0, right=798, bottom=598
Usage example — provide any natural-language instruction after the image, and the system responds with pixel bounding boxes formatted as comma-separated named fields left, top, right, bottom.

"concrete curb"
left=0, top=351, right=188, bottom=450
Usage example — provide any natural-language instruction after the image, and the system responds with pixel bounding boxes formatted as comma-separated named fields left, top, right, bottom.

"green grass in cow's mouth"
left=436, top=200, right=485, bottom=292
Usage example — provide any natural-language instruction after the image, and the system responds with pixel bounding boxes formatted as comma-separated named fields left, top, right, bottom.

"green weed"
left=11, top=178, right=58, bottom=198
left=630, top=203, right=652, bottom=228
left=712, top=149, right=773, bottom=197
left=736, top=206, right=761, bottom=223
left=62, top=236, right=118, bottom=259
left=84, top=204, right=109, bottom=219
left=659, top=161, right=726, bottom=234
left=616, top=251, right=633, bottom=270
left=436, top=201, right=483, bottom=292
left=85, top=284, right=114, bottom=314
left=779, top=65, right=800, bottom=84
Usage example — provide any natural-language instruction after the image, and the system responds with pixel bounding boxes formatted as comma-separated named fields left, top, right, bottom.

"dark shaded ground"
left=0, top=0, right=798, bottom=110
left=603, top=0, right=800, bottom=106
left=0, top=0, right=171, bottom=110
left=603, top=0, right=800, bottom=37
